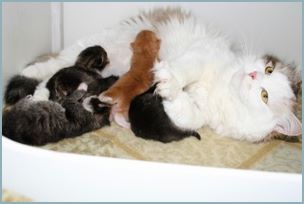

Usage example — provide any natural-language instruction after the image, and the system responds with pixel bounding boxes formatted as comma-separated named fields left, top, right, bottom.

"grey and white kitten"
left=2, top=89, right=111, bottom=146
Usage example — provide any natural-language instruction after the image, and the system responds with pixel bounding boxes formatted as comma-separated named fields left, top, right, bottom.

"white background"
left=2, top=3, right=52, bottom=86
left=3, top=2, right=302, bottom=86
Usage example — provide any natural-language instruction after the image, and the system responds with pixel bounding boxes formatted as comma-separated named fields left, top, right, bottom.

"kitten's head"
left=233, top=54, right=302, bottom=138
left=131, top=30, right=161, bottom=57
left=76, top=45, right=110, bottom=72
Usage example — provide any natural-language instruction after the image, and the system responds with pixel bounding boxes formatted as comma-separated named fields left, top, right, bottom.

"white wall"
left=63, top=2, right=302, bottom=66
left=2, top=3, right=52, bottom=87
left=2, top=2, right=301, bottom=86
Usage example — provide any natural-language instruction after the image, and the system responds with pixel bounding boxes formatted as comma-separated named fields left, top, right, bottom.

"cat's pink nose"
left=248, top=71, right=257, bottom=80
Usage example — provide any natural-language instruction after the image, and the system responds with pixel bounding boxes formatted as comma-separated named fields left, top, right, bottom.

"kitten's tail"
left=4, top=75, right=40, bottom=105
left=164, top=127, right=201, bottom=143
left=183, top=130, right=201, bottom=140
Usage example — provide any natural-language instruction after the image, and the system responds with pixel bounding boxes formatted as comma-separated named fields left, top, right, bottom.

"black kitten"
left=129, top=84, right=201, bottom=143
left=46, top=45, right=117, bottom=102
left=4, top=75, right=40, bottom=105
left=2, top=90, right=111, bottom=146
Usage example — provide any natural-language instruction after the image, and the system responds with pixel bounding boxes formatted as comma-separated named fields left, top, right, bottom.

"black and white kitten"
left=46, top=45, right=117, bottom=102
left=2, top=88, right=111, bottom=146
left=129, top=84, right=201, bottom=143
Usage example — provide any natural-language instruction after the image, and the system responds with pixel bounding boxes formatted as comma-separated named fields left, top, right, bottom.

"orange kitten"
left=99, top=30, right=161, bottom=128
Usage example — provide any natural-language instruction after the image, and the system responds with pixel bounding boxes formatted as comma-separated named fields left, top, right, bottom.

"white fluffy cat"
left=21, top=8, right=301, bottom=142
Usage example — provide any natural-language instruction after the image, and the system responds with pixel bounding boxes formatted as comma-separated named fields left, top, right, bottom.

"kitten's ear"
left=130, top=42, right=135, bottom=50
left=274, top=113, right=302, bottom=136
left=156, top=39, right=161, bottom=50
left=157, top=38, right=161, bottom=45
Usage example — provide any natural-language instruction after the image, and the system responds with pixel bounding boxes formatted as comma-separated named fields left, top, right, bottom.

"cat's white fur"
left=21, top=8, right=301, bottom=141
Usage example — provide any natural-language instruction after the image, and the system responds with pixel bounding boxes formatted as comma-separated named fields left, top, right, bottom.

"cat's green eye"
left=261, top=89, right=268, bottom=104
left=265, top=66, right=274, bottom=74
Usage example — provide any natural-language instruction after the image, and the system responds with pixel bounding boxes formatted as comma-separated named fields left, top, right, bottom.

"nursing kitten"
left=99, top=30, right=160, bottom=128
left=46, top=45, right=117, bottom=102
left=2, top=88, right=111, bottom=146
left=129, top=84, right=201, bottom=143
left=20, top=8, right=302, bottom=142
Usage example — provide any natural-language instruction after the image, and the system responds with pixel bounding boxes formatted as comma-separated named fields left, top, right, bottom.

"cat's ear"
left=274, top=113, right=302, bottom=136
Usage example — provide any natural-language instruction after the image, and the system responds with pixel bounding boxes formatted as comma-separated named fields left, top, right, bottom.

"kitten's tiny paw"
left=32, top=87, right=50, bottom=101
left=77, top=82, right=88, bottom=91
left=114, top=113, right=130, bottom=129
left=25, top=95, right=33, bottom=100
left=154, top=60, right=170, bottom=71
left=154, top=69, right=180, bottom=100
left=82, top=96, right=96, bottom=112
left=98, top=93, right=114, bottom=104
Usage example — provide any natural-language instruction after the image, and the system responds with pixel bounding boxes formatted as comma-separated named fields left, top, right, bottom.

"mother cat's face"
left=233, top=55, right=302, bottom=136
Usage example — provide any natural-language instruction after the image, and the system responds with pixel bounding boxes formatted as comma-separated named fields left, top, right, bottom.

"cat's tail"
left=4, top=75, right=41, bottom=105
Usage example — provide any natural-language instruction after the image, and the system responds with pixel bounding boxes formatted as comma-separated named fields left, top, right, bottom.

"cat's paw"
left=98, top=93, right=115, bottom=105
left=25, top=95, right=33, bottom=100
left=154, top=66, right=181, bottom=101
left=82, top=96, right=97, bottom=112
left=77, top=82, right=88, bottom=91
left=31, top=87, right=50, bottom=101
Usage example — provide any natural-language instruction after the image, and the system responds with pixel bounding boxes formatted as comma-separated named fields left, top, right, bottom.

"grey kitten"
left=2, top=90, right=111, bottom=146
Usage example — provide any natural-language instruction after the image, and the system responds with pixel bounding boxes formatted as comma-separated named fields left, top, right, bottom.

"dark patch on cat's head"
left=75, top=45, right=110, bottom=71
left=263, top=54, right=302, bottom=96
left=263, top=54, right=280, bottom=67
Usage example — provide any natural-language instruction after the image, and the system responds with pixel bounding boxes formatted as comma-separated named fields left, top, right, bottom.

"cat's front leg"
left=154, top=61, right=182, bottom=101
left=154, top=47, right=205, bottom=100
